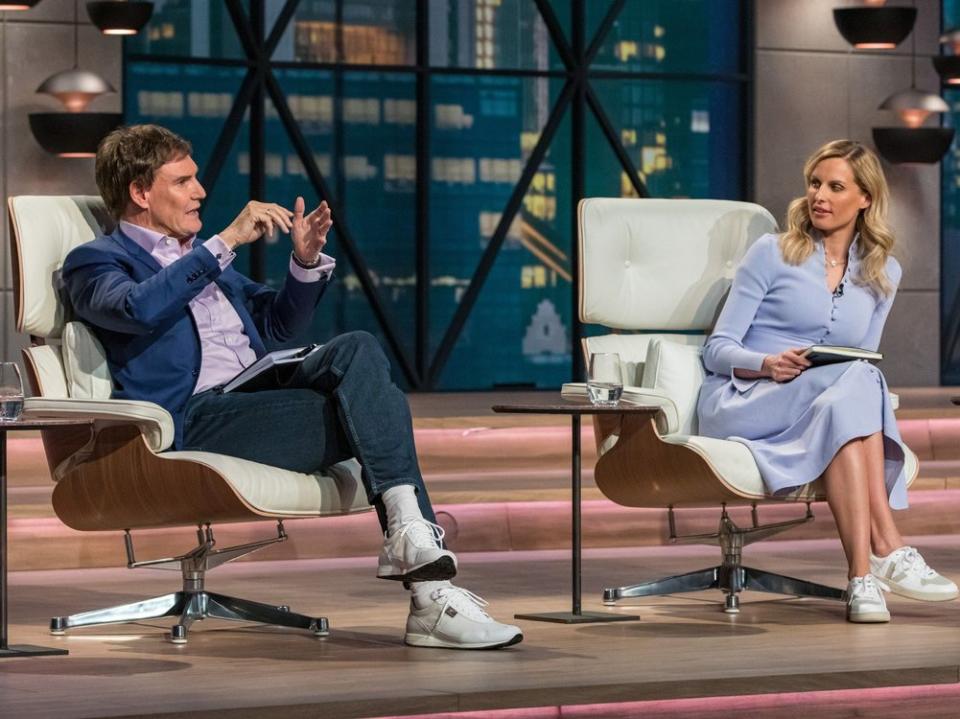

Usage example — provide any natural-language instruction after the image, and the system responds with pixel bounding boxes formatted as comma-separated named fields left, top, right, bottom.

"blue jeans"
left=181, top=331, right=437, bottom=532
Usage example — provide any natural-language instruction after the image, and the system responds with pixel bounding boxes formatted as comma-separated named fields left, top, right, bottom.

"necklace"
left=824, top=249, right=847, bottom=268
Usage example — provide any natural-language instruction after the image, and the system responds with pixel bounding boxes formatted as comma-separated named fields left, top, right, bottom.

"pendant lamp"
left=872, top=12, right=954, bottom=164
left=28, top=0, right=121, bottom=157
left=833, top=3, right=917, bottom=49
left=934, top=29, right=960, bottom=85
left=87, top=1, right=153, bottom=36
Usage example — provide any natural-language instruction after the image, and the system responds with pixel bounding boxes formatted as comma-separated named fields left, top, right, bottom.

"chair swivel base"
left=50, top=589, right=329, bottom=644
left=603, top=564, right=845, bottom=613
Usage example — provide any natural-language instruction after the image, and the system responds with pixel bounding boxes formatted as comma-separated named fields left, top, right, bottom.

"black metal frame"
left=125, top=0, right=752, bottom=389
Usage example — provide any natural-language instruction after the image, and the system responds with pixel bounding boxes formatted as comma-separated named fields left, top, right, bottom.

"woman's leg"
left=823, top=437, right=872, bottom=578
left=862, top=431, right=904, bottom=557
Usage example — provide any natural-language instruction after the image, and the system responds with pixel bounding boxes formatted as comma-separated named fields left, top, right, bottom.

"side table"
left=1, top=416, right=91, bottom=658
left=492, top=399, right=658, bottom=624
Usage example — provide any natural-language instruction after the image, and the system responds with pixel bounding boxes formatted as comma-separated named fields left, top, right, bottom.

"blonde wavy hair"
left=780, top=139, right=895, bottom=297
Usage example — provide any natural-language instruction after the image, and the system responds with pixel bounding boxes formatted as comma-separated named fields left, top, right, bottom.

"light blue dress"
left=696, top=233, right=907, bottom=509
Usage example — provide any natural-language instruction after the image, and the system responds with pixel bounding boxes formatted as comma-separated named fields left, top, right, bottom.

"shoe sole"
left=874, top=580, right=959, bottom=603
left=404, top=631, right=524, bottom=650
left=846, top=610, right=890, bottom=623
left=377, top=556, right=458, bottom=582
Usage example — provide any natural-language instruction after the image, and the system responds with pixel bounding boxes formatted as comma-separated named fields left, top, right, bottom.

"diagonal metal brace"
left=124, top=520, right=288, bottom=571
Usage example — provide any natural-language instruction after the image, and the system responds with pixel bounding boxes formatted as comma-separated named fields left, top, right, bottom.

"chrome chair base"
left=50, top=590, right=329, bottom=644
left=50, top=522, right=328, bottom=644
left=602, top=505, right=846, bottom=612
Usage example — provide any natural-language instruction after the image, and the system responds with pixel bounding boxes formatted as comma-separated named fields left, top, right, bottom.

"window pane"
left=129, top=1, right=245, bottom=59
left=429, top=74, right=570, bottom=388
left=590, top=0, right=742, bottom=74
left=941, top=90, right=960, bottom=382
left=434, top=115, right=572, bottom=390
left=269, top=0, right=416, bottom=65
left=587, top=79, right=742, bottom=199
left=265, top=70, right=418, bottom=378
left=428, top=0, right=567, bottom=70
left=125, top=61, right=248, bottom=201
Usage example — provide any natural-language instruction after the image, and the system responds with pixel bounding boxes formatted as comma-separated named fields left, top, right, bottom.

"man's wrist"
left=291, top=251, right=321, bottom=269
left=219, top=228, right=239, bottom=249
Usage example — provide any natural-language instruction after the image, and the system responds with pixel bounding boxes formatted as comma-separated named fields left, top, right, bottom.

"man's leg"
left=285, top=331, right=437, bottom=526
left=183, top=334, right=522, bottom=648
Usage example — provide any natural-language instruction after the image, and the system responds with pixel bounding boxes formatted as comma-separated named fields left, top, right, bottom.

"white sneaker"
left=377, top=518, right=457, bottom=582
left=846, top=575, right=890, bottom=623
left=870, top=546, right=959, bottom=602
left=405, top=583, right=523, bottom=649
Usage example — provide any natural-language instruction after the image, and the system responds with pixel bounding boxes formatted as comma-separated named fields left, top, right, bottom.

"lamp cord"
left=72, top=0, right=79, bottom=69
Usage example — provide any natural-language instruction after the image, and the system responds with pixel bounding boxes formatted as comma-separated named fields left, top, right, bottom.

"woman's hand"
left=762, top=349, right=811, bottom=382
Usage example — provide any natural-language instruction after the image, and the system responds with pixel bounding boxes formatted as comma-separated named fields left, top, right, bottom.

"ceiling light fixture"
left=872, top=5, right=954, bottom=164
left=28, top=0, right=121, bottom=157
left=86, top=1, right=153, bottom=36
left=833, top=4, right=917, bottom=49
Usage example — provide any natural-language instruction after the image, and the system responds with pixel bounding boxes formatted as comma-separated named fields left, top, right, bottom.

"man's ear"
left=128, top=180, right=150, bottom=211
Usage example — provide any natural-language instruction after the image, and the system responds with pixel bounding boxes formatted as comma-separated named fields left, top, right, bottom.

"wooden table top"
left=0, top=417, right=92, bottom=431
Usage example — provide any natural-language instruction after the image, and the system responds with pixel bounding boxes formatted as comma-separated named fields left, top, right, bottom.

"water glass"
left=0, top=362, right=24, bottom=422
left=587, top=352, right=623, bottom=407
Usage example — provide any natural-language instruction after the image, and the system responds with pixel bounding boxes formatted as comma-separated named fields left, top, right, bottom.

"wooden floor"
left=4, top=535, right=960, bottom=719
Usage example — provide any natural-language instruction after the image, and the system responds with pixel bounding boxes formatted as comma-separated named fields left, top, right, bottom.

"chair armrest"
left=23, top=397, right=174, bottom=452
left=561, top=382, right=679, bottom=434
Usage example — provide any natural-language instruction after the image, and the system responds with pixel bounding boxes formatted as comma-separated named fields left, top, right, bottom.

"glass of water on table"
left=587, top=352, right=623, bottom=407
left=0, top=362, right=24, bottom=421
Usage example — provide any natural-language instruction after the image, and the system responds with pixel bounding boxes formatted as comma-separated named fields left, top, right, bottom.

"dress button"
left=725, top=260, right=733, bottom=268
left=624, top=260, right=631, bottom=268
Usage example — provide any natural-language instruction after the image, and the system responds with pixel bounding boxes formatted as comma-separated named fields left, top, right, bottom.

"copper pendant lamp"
left=28, top=0, right=121, bottom=157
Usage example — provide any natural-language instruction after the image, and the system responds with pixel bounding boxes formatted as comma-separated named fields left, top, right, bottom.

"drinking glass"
left=0, top=362, right=23, bottom=422
left=587, top=352, right=623, bottom=407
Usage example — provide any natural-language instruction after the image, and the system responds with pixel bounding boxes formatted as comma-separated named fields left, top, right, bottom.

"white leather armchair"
left=576, top=198, right=917, bottom=613
left=8, top=195, right=372, bottom=643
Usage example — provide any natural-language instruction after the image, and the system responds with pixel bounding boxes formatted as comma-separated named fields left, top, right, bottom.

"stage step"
left=7, top=388, right=960, bottom=570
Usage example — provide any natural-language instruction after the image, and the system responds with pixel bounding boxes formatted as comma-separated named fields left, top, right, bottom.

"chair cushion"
left=61, top=322, right=113, bottom=400
left=8, top=195, right=113, bottom=339
left=642, top=338, right=705, bottom=435
left=161, top=453, right=370, bottom=516
left=578, top=198, right=777, bottom=330
left=23, top=345, right=69, bottom=399
left=661, top=434, right=918, bottom=501
left=584, top=333, right=705, bottom=388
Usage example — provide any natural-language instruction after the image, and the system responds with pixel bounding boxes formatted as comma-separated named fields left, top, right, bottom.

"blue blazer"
left=61, top=227, right=329, bottom=449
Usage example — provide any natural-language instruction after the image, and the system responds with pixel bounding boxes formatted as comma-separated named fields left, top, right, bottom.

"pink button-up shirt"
left=120, top=220, right=335, bottom=394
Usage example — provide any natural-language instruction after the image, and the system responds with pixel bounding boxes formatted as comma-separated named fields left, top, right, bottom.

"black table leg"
left=514, top=414, right=638, bottom=624
left=0, top=429, right=67, bottom=658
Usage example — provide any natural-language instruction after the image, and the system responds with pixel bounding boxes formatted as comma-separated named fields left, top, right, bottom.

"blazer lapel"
left=110, top=227, right=163, bottom=274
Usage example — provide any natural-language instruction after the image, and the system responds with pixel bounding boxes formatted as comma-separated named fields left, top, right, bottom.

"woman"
left=697, top=139, right=957, bottom=623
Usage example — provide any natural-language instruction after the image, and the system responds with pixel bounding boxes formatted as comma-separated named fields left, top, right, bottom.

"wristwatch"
left=291, top=251, right=322, bottom=269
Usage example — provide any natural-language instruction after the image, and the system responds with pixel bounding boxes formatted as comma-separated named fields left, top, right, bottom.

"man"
left=62, top=124, right=522, bottom=650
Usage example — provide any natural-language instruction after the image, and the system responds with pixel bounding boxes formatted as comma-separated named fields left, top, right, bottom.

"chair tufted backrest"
left=578, top=198, right=777, bottom=331
left=8, top=195, right=114, bottom=340
left=578, top=198, right=778, bottom=436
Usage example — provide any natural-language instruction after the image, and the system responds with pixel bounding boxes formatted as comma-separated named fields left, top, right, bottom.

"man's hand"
left=219, top=201, right=294, bottom=249
left=762, top=348, right=811, bottom=382
left=291, top=197, right=333, bottom=266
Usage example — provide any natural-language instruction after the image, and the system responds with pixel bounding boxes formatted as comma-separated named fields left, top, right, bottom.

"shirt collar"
left=119, top=220, right=195, bottom=255
left=814, top=230, right=861, bottom=264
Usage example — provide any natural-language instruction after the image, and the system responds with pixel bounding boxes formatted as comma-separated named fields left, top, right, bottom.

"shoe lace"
left=394, top=518, right=446, bottom=549
left=850, top=575, right=883, bottom=602
left=432, top=585, right=492, bottom=624
left=897, top=547, right=937, bottom=579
